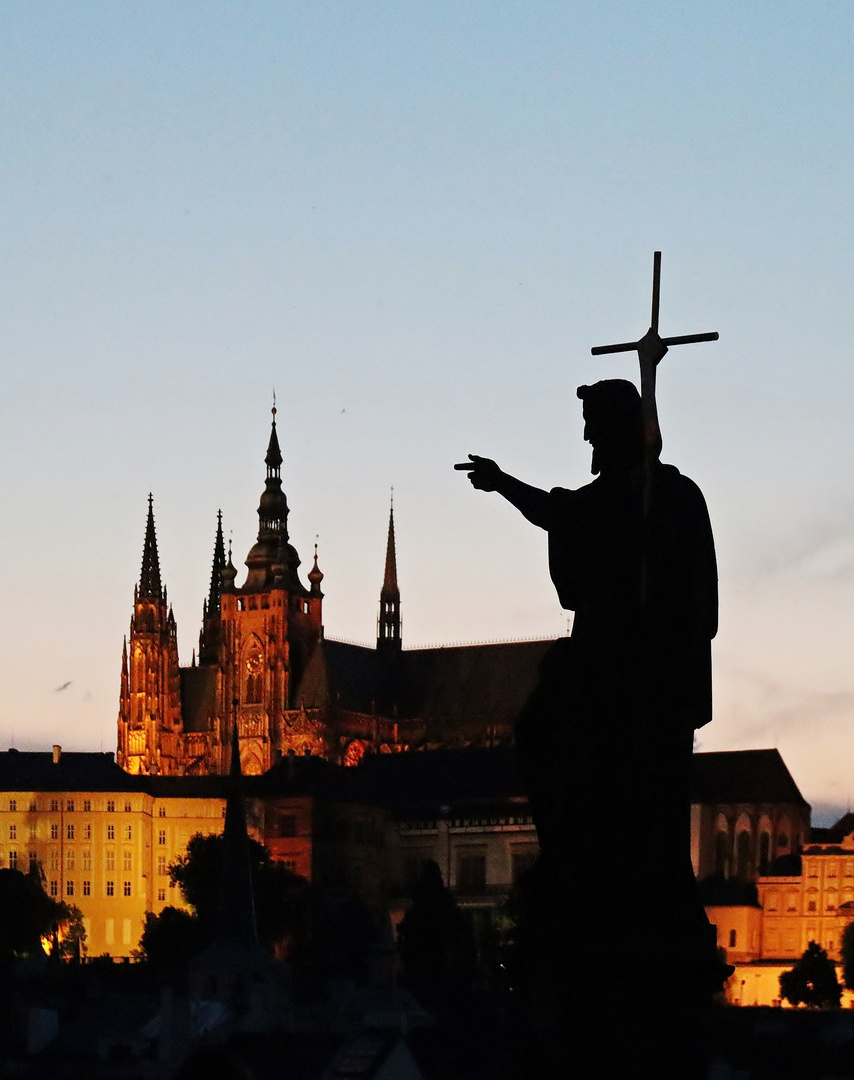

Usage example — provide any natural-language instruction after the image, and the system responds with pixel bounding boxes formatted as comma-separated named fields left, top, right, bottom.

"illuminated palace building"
left=117, top=409, right=551, bottom=778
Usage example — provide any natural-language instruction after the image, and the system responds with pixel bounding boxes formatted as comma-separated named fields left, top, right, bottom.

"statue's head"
left=577, top=380, right=643, bottom=476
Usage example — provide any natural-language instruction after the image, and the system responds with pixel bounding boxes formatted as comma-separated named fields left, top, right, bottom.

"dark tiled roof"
left=299, top=638, right=555, bottom=725
left=353, top=746, right=527, bottom=814
left=810, top=812, right=854, bottom=843
left=0, top=750, right=146, bottom=792
left=690, top=749, right=809, bottom=808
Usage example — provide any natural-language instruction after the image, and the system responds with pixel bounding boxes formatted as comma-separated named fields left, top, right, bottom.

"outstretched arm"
left=636, top=328, right=668, bottom=467
left=454, top=455, right=551, bottom=528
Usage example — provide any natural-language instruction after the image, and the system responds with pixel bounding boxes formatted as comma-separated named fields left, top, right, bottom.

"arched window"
left=715, top=831, right=729, bottom=876
left=243, top=639, right=264, bottom=705
left=736, top=831, right=752, bottom=880
left=759, top=832, right=771, bottom=874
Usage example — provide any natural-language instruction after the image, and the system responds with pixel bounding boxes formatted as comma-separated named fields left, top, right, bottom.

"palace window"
left=83, top=881, right=90, bottom=896
left=157, top=856, right=167, bottom=876
left=159, top=806, right=167, bottom=818
left=28, top=801, right=36, bottom=812
left=8, top=826, right=16, bottom=841
left=83, top=825, right=91, bottom=841
left=107, top=825, right=115, bottom=841
left=8, top=800, right=15, bottom=812
left=124, top=802, right=131, bottom=813
left=124, top=825, right=132, bottom=841
left=123, top=881, right=131, bottom=897
left=107, top=801, right=115, bottom=813
left=50, top=800, right=58, bottom=812
left=49, top=880, right=58, bottom=897
left=28, top=824, right=35, bottom=841
left=105, top=851, right=115, bottom=871
left=65, top=850, right=74, bottom=870
left=66, top=800, right=74, bottom=812
left=83, top=800, right=91, bottom=813
left=8, top=851, right=17, bottom=870
left=456, top=853, right=486, bottom=893
left=66, top=881, right=74, bottom=897
left=106, top=881, right=114, bottom=897
left=50, top=824, right=59, bottom=840
left=157, top=888, right=166, bottom=902
left=82, top=852, right=91, bottom=871
left=49, top=850, right=59, bottom=870
left=123, top=852, right=132, bottom=872
left=158, top=830, right=166, bottom=846
left=66, top=824, right=74, bottom=841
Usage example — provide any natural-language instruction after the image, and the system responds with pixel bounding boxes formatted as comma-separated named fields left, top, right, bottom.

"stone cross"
left=591, top=251, right=718, bottom=360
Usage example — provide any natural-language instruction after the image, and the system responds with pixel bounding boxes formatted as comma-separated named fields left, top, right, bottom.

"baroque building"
left=118, top=409, right=553, bottom=776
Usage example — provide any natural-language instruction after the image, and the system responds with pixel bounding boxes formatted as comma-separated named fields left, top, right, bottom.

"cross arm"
left=591, top=331, right=719, bottom=357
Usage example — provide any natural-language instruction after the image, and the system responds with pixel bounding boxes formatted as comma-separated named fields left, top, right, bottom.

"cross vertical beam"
left=591, top=251, right=718, bottom=357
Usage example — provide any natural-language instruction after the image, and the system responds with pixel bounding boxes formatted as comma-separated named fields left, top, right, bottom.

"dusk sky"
left=1, top=2, right=853, bottom=820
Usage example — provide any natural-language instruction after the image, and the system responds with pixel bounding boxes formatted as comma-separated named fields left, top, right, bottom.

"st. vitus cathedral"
left=117, top=410, right=553, bottom=776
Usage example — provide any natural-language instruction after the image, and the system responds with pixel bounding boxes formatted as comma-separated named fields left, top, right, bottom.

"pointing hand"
left=454, top=455, right=502, bottom=492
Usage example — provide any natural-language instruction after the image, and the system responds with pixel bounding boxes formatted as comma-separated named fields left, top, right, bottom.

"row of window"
left=805, top=861, right=854, bottom=878
left=48, top=879, right=133, bottom=898
left=0, top=849, right=137, bottom=871
left=4, top=799, right=137, bottom=813
left=1, top=823, right=139, bottom=842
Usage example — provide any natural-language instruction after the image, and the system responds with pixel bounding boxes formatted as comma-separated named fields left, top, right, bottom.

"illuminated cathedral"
left=117, top=409, right=553, bottom=776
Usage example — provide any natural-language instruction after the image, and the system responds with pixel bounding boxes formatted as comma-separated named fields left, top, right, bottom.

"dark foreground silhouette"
left=458, top=330, right=728, bottom=1076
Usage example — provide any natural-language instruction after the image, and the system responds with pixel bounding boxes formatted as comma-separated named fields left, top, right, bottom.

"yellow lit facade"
left=0, top=759, right=226, bottom=958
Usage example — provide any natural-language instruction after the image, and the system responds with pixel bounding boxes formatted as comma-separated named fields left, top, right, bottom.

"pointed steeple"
left=199, top=511, right=227, bottom=664
left=208, top=510, right=226, bottom=614
left=138, top=494, right=162, bottom=600
left=244, top=404, right=302, bottom=592
left=308, top=541, right=324, bottom=596
left=377, top=492, right=401, bottom=652
left=257, top=405, right=288, bottom=540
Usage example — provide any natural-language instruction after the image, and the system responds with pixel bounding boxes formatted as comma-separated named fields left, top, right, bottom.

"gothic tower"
left=217, top=408, right=324, bottom=774
left=376, top=496, right=401, bottom=655
left=117, top=496, right=182, bottom=775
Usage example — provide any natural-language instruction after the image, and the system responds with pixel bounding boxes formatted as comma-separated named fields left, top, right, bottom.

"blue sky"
left=1, top=2, right=853, bottom=818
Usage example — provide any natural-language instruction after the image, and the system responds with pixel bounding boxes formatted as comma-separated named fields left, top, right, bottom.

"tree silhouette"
left=397, top=860, right=475, bottom=987
left=168, top=832, right=309, bottom=958
left=779, top=941, right=841, bottom=1009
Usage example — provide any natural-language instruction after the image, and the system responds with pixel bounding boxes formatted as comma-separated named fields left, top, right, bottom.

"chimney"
left=52, top=745, right=61, bottom=765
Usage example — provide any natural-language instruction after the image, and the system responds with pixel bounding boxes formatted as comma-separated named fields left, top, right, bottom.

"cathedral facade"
left=117, top=409, right=554, bottom=777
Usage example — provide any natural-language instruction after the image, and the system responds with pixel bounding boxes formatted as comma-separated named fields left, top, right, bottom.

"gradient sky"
left=1, top=2, right=853, bottom=821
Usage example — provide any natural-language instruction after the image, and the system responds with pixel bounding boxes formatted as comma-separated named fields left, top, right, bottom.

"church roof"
left=297, top=638, right=556, bottom=729
left=690, top=748, right=809, bottom=808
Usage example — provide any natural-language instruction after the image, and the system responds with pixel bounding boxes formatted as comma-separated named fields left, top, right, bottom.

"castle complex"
left=117, top=409, right=551, bottom=777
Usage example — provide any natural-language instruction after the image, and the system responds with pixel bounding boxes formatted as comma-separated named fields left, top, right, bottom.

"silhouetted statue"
left=458, top=309, right=724, bottom=1076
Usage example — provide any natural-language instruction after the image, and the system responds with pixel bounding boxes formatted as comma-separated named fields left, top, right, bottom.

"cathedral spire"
left=377, top=492, right=401, bottom=652
left=199, top=511, right=226, bottom=664
left=208, top=510, right=226, bottom=614
left=256, top=406, right=289, bottom=542
left=138, top=494, right=162, bottom=600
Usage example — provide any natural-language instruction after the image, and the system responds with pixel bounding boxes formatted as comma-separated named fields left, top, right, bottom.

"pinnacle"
left=138, top=495, right=163, bottom=600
